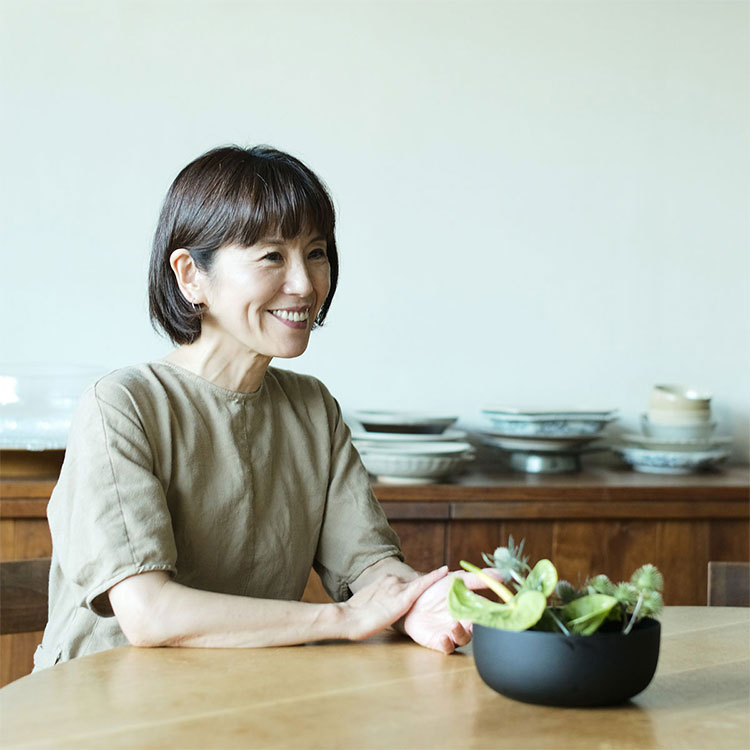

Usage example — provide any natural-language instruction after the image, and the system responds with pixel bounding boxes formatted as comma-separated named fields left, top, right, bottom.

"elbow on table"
left=108, top=570, right=174, bottom=648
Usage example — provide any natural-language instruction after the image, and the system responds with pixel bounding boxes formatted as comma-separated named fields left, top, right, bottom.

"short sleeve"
left=47, top=379, right=178, bottom=616
left=313, top=386, right=403, bottom=601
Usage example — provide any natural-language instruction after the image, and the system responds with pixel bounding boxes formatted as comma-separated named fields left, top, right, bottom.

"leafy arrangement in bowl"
left=448, top=537, right=664, bottom=635
left=448, top=538, right=665, bottom=707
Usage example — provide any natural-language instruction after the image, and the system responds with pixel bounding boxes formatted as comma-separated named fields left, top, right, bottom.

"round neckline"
left=151, top=360, right=267, bottom=401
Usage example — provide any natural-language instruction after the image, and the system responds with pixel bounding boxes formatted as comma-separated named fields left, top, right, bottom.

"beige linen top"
left=34, top=362, right=401, bottom=669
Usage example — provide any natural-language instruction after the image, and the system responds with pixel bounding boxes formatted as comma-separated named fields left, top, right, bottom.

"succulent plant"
left=449, top=537, right=664, bottom=636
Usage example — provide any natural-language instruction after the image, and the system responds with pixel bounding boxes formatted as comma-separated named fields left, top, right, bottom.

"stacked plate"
left=351, top=411, right=474, bottom=484
left=480, top=407, right=617, bottom=473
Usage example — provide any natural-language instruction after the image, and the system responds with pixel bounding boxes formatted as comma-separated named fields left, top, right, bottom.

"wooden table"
left=1, top=607, right=748, bottom=749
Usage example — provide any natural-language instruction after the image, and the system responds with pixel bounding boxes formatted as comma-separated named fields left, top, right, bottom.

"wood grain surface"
left=0, top=607, right=747, bottom=749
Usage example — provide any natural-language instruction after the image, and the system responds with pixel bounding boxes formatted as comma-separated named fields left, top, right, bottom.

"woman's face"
left=198, top=230, right=331, bottom=360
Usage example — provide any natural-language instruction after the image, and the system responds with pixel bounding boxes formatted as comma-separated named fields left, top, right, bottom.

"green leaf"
left=448, top=578, right=547, bottom=632
left=524, top=559, right=558, bottom=597
left=562, top=594, right=619, bottom=635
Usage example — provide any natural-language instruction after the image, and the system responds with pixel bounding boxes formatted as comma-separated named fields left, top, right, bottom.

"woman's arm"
left=108, top=564, right=448, bottom=649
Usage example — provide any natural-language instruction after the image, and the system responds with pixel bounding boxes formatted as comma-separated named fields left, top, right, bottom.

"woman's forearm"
left=109, top=571, right=347, bottom=648
left=108, top=563, right=448, bottom=649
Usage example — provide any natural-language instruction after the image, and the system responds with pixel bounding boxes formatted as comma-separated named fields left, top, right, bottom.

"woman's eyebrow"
left=258, top=236, right=326, bottom=246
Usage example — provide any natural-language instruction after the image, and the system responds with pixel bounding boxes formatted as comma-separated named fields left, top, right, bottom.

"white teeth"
left=271, top=309, right=309, bottom=322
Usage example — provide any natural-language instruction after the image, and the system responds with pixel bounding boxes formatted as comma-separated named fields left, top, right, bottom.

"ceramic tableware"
left=353, top=411, right=458, bottom=435
left=613, top=444, right=730, bottom=474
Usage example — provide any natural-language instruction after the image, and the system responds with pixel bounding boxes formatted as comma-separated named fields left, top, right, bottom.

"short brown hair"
left=148, top=145, right=339, bottom=344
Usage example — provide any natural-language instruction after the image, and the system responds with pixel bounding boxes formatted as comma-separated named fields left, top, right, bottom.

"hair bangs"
left=224, top=154, right=335, bottom=249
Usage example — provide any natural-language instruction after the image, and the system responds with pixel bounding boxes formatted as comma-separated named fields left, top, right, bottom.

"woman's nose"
left=283, top=259, right=314, bottom=296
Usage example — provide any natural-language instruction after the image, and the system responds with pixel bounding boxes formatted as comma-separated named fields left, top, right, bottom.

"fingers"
left=407, top=566, right=450, bottom=598
left=391, top=567, right=450, bottom=624
left=450, top=621, right=471, bottom=648
left=433, top=621, right=471, bottom=654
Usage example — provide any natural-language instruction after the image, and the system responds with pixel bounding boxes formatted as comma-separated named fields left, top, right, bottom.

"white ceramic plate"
left=353, top=411, right=458, bottom=434
left=482, top=407, right=617, bottom=421
left=356, top=441, right=474, bottom=457
left=350, top=428, right=467, bottom=443
left=612, top=445, right=731, bottom=474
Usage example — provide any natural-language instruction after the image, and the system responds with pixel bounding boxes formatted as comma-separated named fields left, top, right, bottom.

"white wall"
left=2, top=0, right=748, bottom=459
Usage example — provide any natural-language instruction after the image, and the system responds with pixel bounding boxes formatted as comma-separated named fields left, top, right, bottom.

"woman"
left=34, top=145, right=483, bottom=669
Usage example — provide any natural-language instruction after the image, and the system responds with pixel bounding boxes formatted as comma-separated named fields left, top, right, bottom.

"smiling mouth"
left=269, top=308, right=310, bottom=323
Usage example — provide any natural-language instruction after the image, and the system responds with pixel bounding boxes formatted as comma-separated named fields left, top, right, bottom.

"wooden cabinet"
left=2, top=450, right=748, bottom=686
left=377, top=469, right=750, bottom=607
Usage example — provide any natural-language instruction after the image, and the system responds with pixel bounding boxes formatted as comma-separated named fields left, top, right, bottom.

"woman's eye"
left=263, top=251, right=283, bottom=262
left=309, top=248, right=328, bottom=260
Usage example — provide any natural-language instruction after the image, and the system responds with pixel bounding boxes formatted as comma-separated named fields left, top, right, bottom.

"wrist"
left=325, top=601, right=352, bottom=641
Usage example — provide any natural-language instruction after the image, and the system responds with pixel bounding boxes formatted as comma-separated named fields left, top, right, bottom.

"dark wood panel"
left=380, top=502, right=449, bottom=521
left=0, top=519, right=52, bottom=562
left=709, top=520, right=750, bottom=563
left=445, top=518, right=719, bottom=606
left=0, top=631, right=43, bottom=687
left=445, top=520, right=504, bottom=571
left=390, top=520, right=446, bottom=572
left=0, top=519, right=53, bottom=687
left=0, top=498, right=50, bottom=518
left=0, top=450, right=64, bottom=479
left=450, top=500, right=749, bottom=520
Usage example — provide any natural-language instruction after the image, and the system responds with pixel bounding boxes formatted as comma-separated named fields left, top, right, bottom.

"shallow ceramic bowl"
left=639, top=415, right=717, bottom=441
left=359, top=450, right=473, bottom=484
left=646, top=408, right=712, bottom=426
left=613, top=444, right=730, bottom=474
left=472, top=618, right=661, bottom=707
left=354, top=411, right=457, bottom=435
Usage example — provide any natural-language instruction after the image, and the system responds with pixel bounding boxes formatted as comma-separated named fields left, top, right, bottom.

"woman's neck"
left=163, top=339, right=272, bottom=394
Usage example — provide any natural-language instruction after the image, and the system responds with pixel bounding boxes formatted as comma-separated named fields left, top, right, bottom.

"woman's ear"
left=169, top=248, right=204, bottom=304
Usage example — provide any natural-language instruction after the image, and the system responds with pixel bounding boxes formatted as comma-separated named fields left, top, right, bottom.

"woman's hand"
left=402, top=568, right=505, bottom=654
left=341, top=566, right=450, bottom=642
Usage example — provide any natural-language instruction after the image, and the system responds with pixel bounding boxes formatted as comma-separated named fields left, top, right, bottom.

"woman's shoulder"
left=266, top=366, right=333, bottom=400
left=86, top=363, right=168, bottom=401
left=265, top=368, right=343, bottom=420
left=73, top=363, right=183, bottom=427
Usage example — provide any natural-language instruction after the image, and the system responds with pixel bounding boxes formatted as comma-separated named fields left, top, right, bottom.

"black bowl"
left=472, top=618, right=661, bottom=707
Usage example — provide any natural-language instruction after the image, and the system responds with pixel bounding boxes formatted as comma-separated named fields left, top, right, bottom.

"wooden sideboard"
left=2, top=450, right=748, bottom=686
